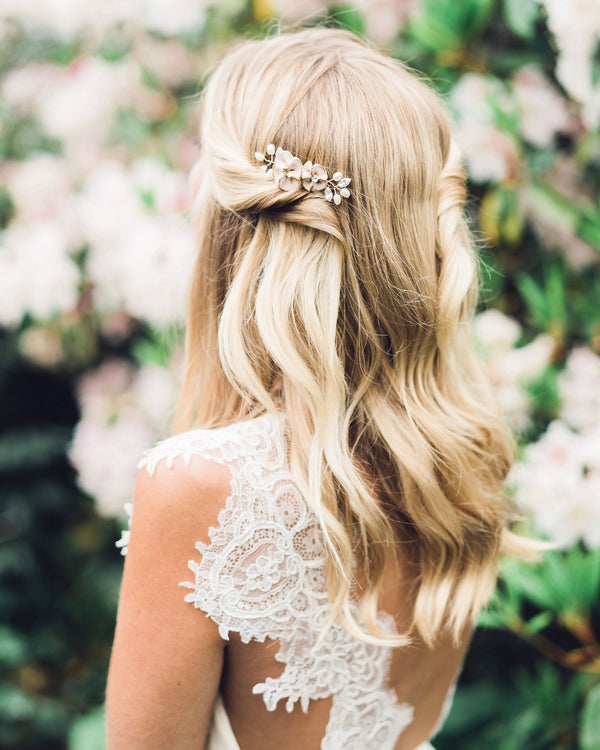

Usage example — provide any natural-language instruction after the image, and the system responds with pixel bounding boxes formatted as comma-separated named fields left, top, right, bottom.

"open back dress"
left=117, top=411, right=472, bottom=750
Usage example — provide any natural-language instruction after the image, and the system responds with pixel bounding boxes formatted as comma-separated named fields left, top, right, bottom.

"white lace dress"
left=117, top=412, right=457, bottom=750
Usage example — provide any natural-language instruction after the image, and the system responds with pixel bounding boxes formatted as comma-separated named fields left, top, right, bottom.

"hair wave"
left=173, top=26, right=549, bottom=648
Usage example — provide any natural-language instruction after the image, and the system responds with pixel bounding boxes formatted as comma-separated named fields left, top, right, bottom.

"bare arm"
left=105, top=455, right=232, bottom=749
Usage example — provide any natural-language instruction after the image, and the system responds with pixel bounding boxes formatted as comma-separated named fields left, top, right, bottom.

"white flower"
left=0, top=220, right=80, bottom=326
left=79, top=159, right=195, bottom=327
left=503, top=334, right=556, bottom=383
left=453, top=122, right=520, bottom=184
left=131, top=35, right=197, bottom=87
left=4, top=56, right=167, bottom=151
left=70, top=356, right=181, bottom=517
left=535, top=0, right=600, bottom=130
left=473, top=310, right=554, bottom=433
left=473, top=309, right=522, bottom=352
left=449, top=74, right=520, bottom=183
left=75, top=359, right=137, bottom=423
left=362, top=0, right=418, bottom=45
left=36, top=57, right=138, bottom=142
left=558, top=347, right=600, bottom=435
left=1, top=62, right=61, bottom=112
left=69, top=415, right=154, bottom=517
left=138, top=0, right=209, bottom=37
left=507, top=420, right=600, bottom=549
left=449, top=73, right=514, bottom=127
left=272, top=148, right=303, bottom=191
left=512, top=65, right=572, bottom=147
left=1, top=0, right=211, bottom=42
left=133, top=363, right=179, bottom=434
left=2, top=153, right=83, bottom=248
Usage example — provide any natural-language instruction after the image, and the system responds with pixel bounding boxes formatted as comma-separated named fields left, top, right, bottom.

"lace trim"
left=117, top=412, right=456, bottom=748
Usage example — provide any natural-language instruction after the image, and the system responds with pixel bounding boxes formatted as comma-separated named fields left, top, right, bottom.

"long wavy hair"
left=173, top=26, right=547, bottom=648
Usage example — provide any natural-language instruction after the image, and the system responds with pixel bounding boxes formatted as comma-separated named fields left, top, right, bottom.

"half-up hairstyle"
left=174, top=26, right=546, bottom=648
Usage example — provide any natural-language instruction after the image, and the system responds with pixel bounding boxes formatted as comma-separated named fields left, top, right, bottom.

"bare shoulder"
left=131, top=447, right=234, bottom=551
left=106, top=449, right=232, bottom=749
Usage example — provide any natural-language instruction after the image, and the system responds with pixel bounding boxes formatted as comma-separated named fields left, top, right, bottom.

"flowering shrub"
left=0, top=1, right=599, bottom=748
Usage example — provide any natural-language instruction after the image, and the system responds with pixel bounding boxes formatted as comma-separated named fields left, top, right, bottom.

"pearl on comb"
left=254, top=144, right=351, bottom=205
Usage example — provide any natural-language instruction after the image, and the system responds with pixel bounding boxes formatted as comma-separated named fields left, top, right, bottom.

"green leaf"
left=0, top=185, right=15, bottom=228
left=407, top=0, right=496, bottom=52
left=479, top=184, right=525, bottom=245
left=523, top=610, right=553, bottom=633
left=441, top=680, right=506, bottom=733
left=525, top=181, right=579, bottom=233
left=523, top=365, right=561, bottom=421
left=0, top=685, right=35, bottom=721
left=0, top=628, right=27, bottom=668
left=68, top=705, right=105, bottom=750
left=329, top=5, right=367, bottom=37
left=578, top=203, right=600, bottom=251
left=514, top=262, right=568, bottom=339
left=111, top=108, right=153, bottom=150
left=502, top=0, right=540, bottom=39
left=580, top=682, right=600, bottom=750
left=132, top=325, right=183, bottom=367
left=0, top=427, right=71, bottom=472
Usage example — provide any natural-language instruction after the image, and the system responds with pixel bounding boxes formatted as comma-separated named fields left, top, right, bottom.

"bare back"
left=123, top=412, right=474, bottom=750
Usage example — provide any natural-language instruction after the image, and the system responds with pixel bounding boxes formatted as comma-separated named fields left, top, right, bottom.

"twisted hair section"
left=174, top=26, right=549, bottom=648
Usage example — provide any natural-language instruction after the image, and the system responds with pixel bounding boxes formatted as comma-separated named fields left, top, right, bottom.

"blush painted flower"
left=272, top=147, right=302, bottom=191
left=301, top=161, right=328, bottom=191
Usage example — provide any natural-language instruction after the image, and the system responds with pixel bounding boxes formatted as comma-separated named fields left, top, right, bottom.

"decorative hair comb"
left=254, top=144, right=351, bottom=205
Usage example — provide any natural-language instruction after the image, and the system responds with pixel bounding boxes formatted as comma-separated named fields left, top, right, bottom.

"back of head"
left=176, top=26, right=545, bottom=648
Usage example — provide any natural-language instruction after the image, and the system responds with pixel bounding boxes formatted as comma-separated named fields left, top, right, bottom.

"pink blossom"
left=512, top=65, right=572, bottom=147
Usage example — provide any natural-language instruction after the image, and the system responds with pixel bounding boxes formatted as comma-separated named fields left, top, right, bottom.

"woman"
left=105, top=26, right=546, bottom=750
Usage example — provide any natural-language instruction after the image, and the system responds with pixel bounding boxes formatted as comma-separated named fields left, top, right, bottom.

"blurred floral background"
left=0, top=1, right=599, bottom=748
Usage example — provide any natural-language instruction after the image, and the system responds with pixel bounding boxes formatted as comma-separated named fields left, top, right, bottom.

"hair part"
left=174, top=25, right=550, bottom=649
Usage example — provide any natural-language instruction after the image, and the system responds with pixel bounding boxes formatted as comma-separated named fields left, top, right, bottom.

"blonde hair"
left=174, top=26, right=548, bottom=649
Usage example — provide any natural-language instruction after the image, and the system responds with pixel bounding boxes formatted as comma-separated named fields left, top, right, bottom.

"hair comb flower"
left=254, top=144, right=351, bottom=205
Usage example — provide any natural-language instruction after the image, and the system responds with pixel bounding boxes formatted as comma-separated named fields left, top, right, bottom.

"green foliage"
left=132, top=324, right=184, bottom=368
left=481, top=547, right=600, bottom=629
left=68, top=705, right=105, bottom=750
left=111, top=108, right=154, bottom=151
left=407, top=0, right=496, bottom=52
left=479, top=184, right=526, bottom=246
left=438, top=663, right=593, bottom=750
left=328, top=5, right=367, bottom=38
left=0, top=344, right=122, bottom=749
left=578, top=200, right=600, bottom=253
left=580, top=682, right=600, bottom=750
left=0, top=426, right=72, bottom=472
left=502, top=0, right=541, bottom=40
left=0, top=185, right=15, bottom=228
left=515, top=262, right=569, bottom=341
left=0, top=108, right=62, bottom=160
